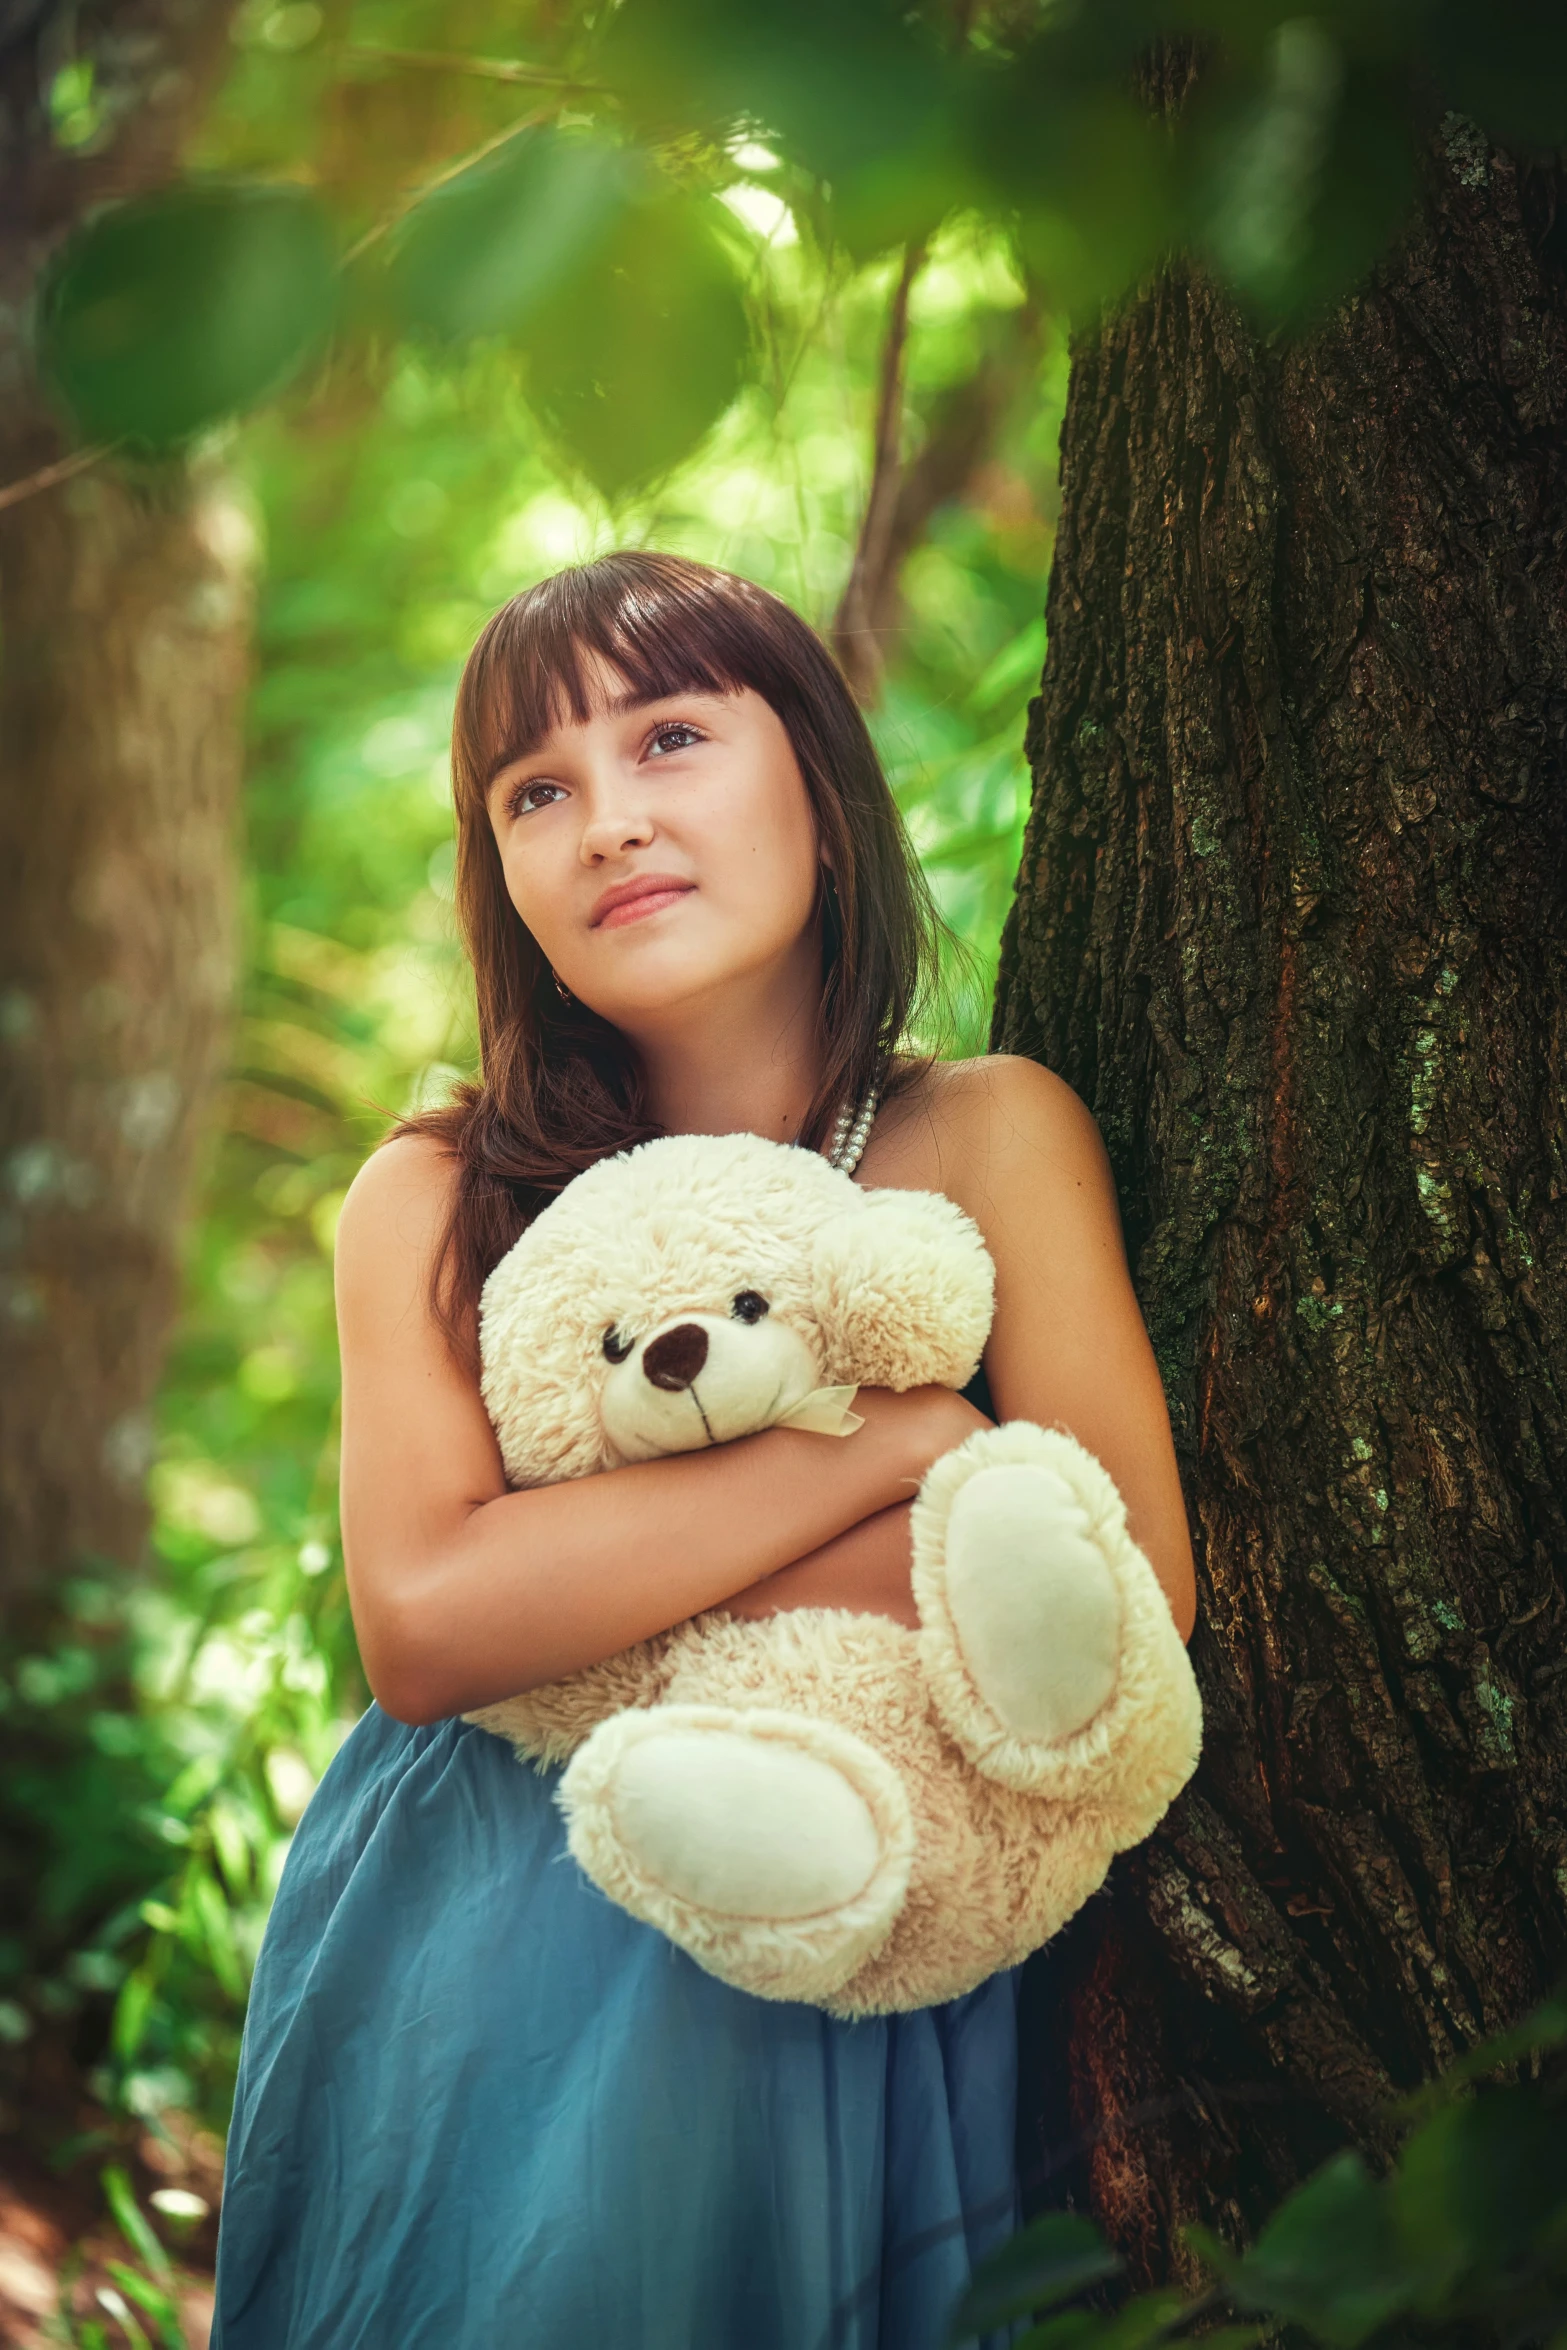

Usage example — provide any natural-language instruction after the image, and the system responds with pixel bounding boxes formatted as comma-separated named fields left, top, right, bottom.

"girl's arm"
left=955, top=1057, right=1197, bottom=1639
left=335, top=1136, right=985, bottom=1724
left=729, top=1058, right=1198, bottom=1642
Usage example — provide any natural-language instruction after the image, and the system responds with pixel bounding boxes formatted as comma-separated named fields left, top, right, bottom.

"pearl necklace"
left=825, top=1081, right=880, bottom=1177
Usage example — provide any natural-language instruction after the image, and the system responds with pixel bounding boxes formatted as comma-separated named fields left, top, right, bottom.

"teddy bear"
left=467, top=1128, right=1202, bottom=2016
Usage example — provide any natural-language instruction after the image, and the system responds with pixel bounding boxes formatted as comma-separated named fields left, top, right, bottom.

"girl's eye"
left=602, top=1326, right=634, bottom=1365
left=647, top=722, right=702, bottom=758
left=510, top=780, right=566, bottom=818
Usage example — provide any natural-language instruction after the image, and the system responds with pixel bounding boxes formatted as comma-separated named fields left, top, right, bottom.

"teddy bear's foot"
left=912, top=1420, right=1202, bottom=1813
left=557, top=1703, right=915, bottom=2004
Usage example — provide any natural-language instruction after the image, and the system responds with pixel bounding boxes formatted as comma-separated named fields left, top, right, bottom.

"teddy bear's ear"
left=811, top=1188, right=995, bottom=1391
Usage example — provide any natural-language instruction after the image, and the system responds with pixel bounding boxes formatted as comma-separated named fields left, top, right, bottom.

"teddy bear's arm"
left=812, top=1189, right=995, bottom=1393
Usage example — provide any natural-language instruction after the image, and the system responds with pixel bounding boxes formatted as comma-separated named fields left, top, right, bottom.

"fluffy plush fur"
left=467, top=1129, right=1202, bottom=2016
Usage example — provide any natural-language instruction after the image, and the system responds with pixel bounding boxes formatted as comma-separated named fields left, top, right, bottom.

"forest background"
left=2, top=0, right=1566, bottom=2343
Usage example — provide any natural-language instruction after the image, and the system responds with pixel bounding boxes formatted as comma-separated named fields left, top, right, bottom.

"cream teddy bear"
left=468, top=1129, right=1201, bottom=2016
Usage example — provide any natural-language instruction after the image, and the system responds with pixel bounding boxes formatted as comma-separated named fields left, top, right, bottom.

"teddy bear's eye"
left=731, top=1291, right=769, bottom=1324
left=602, top=1325, right=634, bottom=1364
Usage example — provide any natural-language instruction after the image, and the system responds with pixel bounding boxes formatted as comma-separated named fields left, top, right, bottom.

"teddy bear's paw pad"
left=612, top=1727, right=884, bottom=1918
left=941, top=1461, right=1122, bottom=1766
left=559, top=1706, right=914, bottom=2002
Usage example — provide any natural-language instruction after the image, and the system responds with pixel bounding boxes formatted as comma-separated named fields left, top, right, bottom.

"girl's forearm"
left=348, top=1388, right=978, bottom=1721
left=724, top=1502, right=919, bottom=1629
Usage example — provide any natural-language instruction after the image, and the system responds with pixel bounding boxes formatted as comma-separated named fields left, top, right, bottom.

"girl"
left=212, top=552, right=1195, bottom=2350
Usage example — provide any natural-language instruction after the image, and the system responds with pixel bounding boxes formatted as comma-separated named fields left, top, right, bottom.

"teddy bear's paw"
left=557, top=1704, right=915, bottom=2004
left=924, top=1455, right=1121, bottom=1770
left=912, top=1420, right=1201, bottom=1809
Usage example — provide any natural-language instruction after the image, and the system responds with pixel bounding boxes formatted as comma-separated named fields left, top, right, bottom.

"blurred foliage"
left=40, top=2162, right=212, bottom=2350
left=22, top=0, right=1567, bottom=465
left=951, top=1989, right=1567, bottom=2349
left=43, top=2167, right=198, bottom=2348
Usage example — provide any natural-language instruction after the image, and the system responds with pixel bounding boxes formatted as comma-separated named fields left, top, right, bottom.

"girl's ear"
left=811, top=1189, right=995, bottom=1391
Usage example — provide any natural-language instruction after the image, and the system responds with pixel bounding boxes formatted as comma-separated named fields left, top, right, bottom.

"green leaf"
left=948, top=2212, right=1123, bottom=2339
left=1012, top=2314, right=1101, bottom=2350
left=519, top=190, right=752, bottom=496
left=1226, top=2150, right=1415, bottom=2348
left=1393, top=2086, right=1567, bottom=2309
left=101, top=2165, right=174, bottom=2283
left=1185, top=30, right=1420, bottom=327
left=602, top=0, right=954, bottom=199
left=104, top=2261, right=189, bottom=2350
left=207, top=1799, right=253, bottom=1902
left=37, top=180, right=338, bottom=450
left=968, top=56, right=1174, bottom=321
left=191, top=1863, right=246, bottom=2000
left=383, top=129, right=638, bottom=346
left=110, top=1966, right=156, bottom=2064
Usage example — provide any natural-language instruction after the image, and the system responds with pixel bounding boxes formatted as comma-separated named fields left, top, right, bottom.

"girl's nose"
left=579, top=792, right=656, bottom=860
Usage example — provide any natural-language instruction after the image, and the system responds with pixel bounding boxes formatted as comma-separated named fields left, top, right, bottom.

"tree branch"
left=833, top=241, right=925, bottom=705
left=834, top=282, right=1044, bottom=704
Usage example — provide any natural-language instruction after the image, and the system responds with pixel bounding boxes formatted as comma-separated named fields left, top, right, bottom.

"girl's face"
left=484, top=666, right=825, bottom=1033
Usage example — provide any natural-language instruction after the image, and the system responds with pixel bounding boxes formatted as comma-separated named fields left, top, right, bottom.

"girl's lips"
left=595, top=884, right=695, bottom=931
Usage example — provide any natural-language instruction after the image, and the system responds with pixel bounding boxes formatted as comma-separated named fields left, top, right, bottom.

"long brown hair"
left=400, top=550, right=946, bottom=1351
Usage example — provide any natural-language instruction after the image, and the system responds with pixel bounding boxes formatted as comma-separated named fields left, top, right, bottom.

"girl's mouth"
left=596, top=885, right=694, bottom=930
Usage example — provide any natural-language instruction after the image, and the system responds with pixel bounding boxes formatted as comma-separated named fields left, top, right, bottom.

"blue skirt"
left=212, top=1705, right=1022, bottom=2350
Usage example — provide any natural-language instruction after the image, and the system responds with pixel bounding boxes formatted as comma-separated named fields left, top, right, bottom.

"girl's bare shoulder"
left=862, top=1054, right=1108, bottom=1214
left=335, top=1131, right=461, bottom=1297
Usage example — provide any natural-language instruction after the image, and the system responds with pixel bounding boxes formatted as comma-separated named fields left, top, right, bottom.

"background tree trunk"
left=996, top=127, right=1567, bottom=2281
left=0, top=458, right=251, bottom=1601
left=0, top=0, right=247, bottom=1605
left=0, top=1, right=248, bottom=1998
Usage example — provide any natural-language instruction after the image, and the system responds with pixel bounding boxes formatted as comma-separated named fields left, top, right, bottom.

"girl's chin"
left=582, top=960, right=772, bottom=1026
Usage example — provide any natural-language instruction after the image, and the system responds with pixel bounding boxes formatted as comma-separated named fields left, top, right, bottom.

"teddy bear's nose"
left=642, top=1323, right=710, bottom=1391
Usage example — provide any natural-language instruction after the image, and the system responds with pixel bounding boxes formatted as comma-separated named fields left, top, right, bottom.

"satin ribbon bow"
left=773, top=1384, right=864, bottom=1438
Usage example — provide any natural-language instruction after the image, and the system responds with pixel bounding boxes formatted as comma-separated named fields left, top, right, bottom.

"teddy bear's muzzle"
left=601, top=1310, right=824, bottom=1463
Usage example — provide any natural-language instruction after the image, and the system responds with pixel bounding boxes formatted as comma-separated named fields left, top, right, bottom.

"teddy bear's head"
left=479, top=1130, right=995, bottom=1486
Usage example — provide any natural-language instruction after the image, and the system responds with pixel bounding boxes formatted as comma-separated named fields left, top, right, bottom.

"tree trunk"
left=0, top=0, right=248, bottom=1602
left=995, top=129, right=1567, bottom=2281
left=0, top=2, right=248, bottom=2008
left=0, top=456, right=251, bottom=1601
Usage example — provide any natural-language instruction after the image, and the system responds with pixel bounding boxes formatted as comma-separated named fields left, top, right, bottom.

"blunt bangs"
left=456, top=555, right=815, bottom=806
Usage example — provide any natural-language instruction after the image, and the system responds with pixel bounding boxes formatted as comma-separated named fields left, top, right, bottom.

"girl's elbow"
left=356, top=1594, right=459, bottom=1726
left=370, top=1670, right=454, bottom=1728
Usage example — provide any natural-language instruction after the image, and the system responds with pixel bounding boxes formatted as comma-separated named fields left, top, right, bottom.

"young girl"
left=211, top=552, right=1196, bottom=2349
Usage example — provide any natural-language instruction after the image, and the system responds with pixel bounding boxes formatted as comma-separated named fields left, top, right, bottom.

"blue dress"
left=211, top=1705, right=1022, bottom=2350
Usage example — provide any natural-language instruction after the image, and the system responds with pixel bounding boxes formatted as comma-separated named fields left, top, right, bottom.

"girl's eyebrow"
left=484, top=687, right=723, bottom=792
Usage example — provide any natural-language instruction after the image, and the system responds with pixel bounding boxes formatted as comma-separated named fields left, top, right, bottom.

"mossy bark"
left=995, top=131, right=1567, bottom=2278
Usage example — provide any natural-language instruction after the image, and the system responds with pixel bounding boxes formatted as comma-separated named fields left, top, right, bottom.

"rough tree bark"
left=0, top=0, right=248, bottom=1613
left=996, top=127, right=1567, bottom=2278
